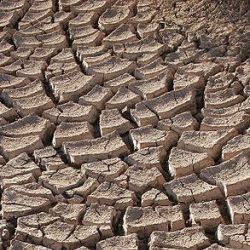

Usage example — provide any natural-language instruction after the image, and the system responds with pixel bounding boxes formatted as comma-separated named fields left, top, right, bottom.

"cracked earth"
left=0, top=0, right=249, bottom=249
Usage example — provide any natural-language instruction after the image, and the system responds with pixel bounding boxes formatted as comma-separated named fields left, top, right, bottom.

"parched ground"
left=0, top=0, right=249, bottom=249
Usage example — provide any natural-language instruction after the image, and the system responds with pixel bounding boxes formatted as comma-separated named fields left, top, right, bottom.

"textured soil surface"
left=0, top=0, right=249, bottom=249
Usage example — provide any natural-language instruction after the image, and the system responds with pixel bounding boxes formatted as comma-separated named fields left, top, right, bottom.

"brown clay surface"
left=0, top=0, right=249, bottom=249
